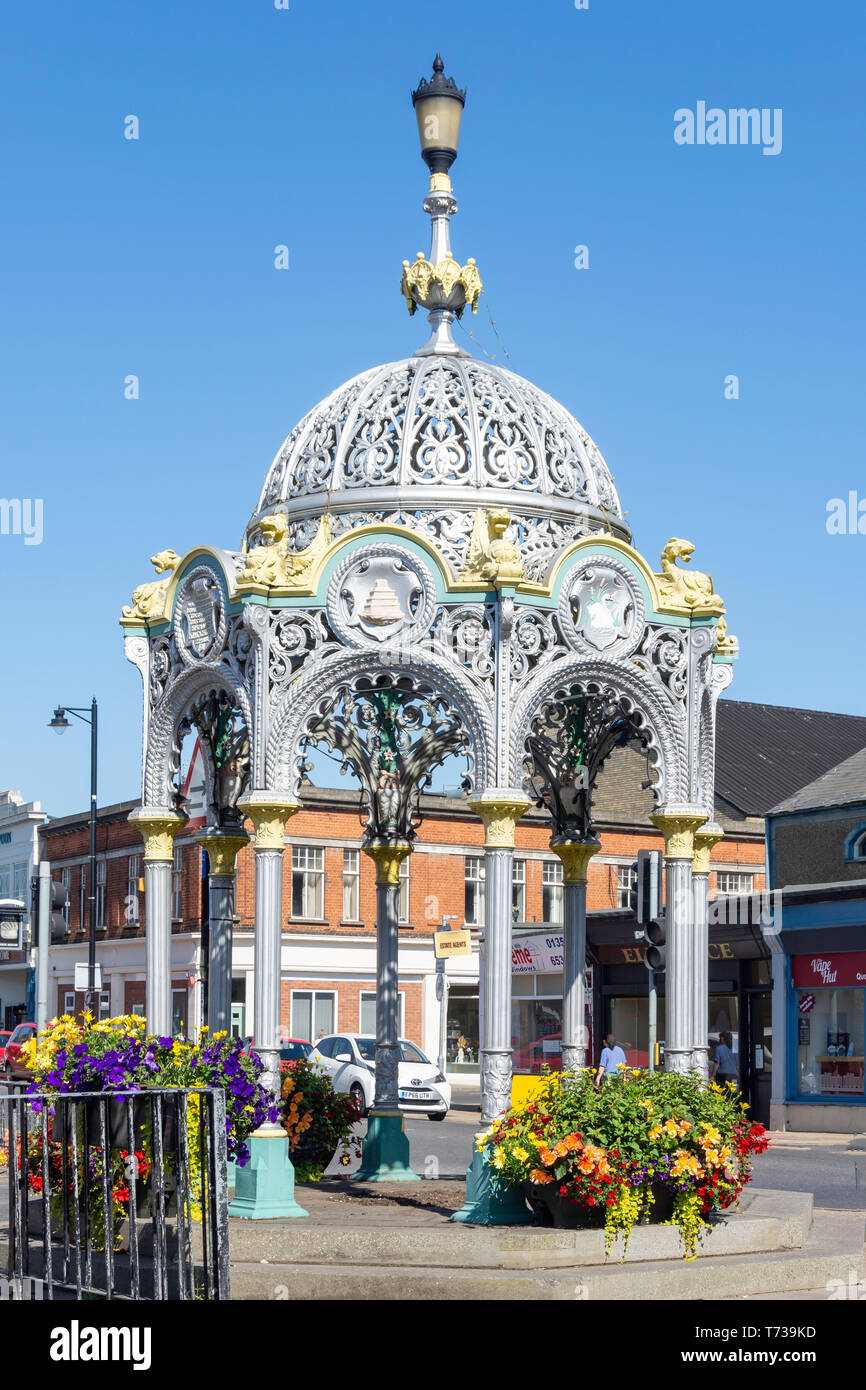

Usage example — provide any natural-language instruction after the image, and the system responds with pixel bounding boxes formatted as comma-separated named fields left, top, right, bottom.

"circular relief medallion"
left=326, top=546, right=436, bottom=647
left=559, top=557, right=644, bottom=658
left=173, top=567, right=227, bottom=665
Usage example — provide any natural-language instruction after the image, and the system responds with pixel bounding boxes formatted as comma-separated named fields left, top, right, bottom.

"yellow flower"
left=631, top=1069, right=641, bottom=1076
left=513, top=1146, right=529, bottom=1162
left=491, top=1149, right=505, bottom=1170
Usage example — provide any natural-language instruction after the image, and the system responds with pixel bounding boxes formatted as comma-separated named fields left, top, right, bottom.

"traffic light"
left=643, top=916, right=666, bottom=972
left=50, top=881, right=70, bottom=942
left=634, top=850, right=665, bottom=973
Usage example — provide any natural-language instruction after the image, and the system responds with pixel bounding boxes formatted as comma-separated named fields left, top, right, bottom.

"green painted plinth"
left=228, top=1129, right=309, bottom=1219
left=452, top=1145, right=531, bottom=1226
left=354, top=1111, right=419, bottom=1182
left=226, top=1159, right=236, bottom=1191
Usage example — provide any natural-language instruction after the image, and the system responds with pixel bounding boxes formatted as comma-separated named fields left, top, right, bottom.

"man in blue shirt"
left=594, top=1032, right=628, bottom=1088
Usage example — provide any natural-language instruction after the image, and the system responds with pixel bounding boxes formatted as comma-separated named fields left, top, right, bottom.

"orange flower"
left=562, top=1133, right=583, bottom=1153
left=539, top=1147, right=557, bottom=1166
left=529, top=1168, right=553, bottom=1184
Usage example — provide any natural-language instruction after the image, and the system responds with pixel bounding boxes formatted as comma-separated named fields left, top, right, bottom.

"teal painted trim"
left=781, top=898, right=866, bottom=929
left=355, top=1111, right=419, bottom=1181
left=228, top=1131, right=308, bottom=1219
left=452, top=1146, right=531, bottom=1225
left=843, top=822, right=866, bottom=863
left=544, top=541, right=704, bottom=628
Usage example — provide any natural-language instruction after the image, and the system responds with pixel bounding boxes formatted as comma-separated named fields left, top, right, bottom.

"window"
left=796, top=988, right=864, bottom=1096
left=13, top=863, right=27, bottom=906
left=172, top=848, right=183, bottom=920
left=850, top=831, right=866, bottom=862
left=342, top=849, right=360, bottom=921
left=616, top=864, right=636, bottom=909
left=126, top=855, right=140, bottom=925
left=291, top=846, right=324, bottom=919
left=398, top=856, right=410, bottom=924
left=399, top=1041, right=429, bottom=1064
left=512, top=859, right=526, bottom=923
left=542, top=860, right=564, bottom=924
left=465, top=856, right=486, bottom=925
left=61, top=868, right=71, bottom=926
left=359, top=990, right=405, bottom=1036
left=79, top=867, right=87, bottom=932
left=98, top=990, right=111, bottom=1021
left=63, top=991, right=75, bottom=1015
left=95, top=859, right=107, bottom=928
left=0, top=866, right=9, bottom=898
left=844, top=823, right=866, bottom=862
left=291, top=989, right=335, bottom=1041
left=171, top=989, right=187, bottom=1037
left=716, top=871, right=754, bottom=896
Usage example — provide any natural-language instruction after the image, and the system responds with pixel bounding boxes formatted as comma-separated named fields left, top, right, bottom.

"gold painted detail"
left=121, top=550, right=181, bottom=624
left=650, top=811, right=708, bottom=861
left=715, top=615, right=739, bottom=658
left=196, top=831, right=249, bottom=877
left=240, top=797, right=301, bottom=849
left=237, top=515, right=332, bottom=594
left=692, top=827, right=725, bottom=877
left=550, top=840, right=601, bottom=884
left=468, top=795, right=532, bottom=849
left=401, top=252, right=483, bottom=316
left=459, top=509, right=524, bottom=587
left=654, top=539, right=724, bottom=615
left=364, top=842, right=412, bottom=886
left=129, top=808, right=188, bottom=862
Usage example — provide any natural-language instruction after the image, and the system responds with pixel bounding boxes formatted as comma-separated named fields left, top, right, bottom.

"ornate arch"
left=509, top=656, right=690, bottom=808
left=267, top=646, right=495, bottom=797
left=144, top=665, right=254, bottom=811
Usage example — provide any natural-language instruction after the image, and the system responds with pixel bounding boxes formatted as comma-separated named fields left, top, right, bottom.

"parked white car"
left=309, top=1034, right=452, bottom=1120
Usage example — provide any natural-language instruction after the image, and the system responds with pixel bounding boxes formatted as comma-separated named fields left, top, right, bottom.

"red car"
left=241, top=1037, right=313, bottom=1073
left=0, top=1031, right=11, bottom=1067
left=3, top=1021, right=37, bottom=1079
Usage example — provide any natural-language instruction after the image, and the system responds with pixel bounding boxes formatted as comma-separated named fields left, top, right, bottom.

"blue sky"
left=1, top=0, right=863, bottom=817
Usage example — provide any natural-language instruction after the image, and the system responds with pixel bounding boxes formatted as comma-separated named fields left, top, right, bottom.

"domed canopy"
left=250, top=355, right=629, bottom=582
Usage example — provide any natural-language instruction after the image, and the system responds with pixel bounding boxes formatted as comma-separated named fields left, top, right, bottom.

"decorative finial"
left=403, top=57, right=481, bottom=357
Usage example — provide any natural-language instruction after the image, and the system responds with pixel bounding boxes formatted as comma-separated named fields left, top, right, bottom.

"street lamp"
left=49, top=698, right=98, bottom=1007
left=411, top=54, right=466, bottom=177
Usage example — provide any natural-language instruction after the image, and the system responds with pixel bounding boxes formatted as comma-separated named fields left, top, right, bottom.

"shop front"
left=789, top=950, right=865, bottom=1106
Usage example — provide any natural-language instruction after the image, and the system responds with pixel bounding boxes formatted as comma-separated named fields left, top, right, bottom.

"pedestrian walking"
left=594, top=1031, right=628, bottom=1088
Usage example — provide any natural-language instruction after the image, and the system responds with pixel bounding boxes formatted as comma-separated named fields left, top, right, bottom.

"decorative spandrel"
left=562, top=560, right=643, bottom=656
left=327, top=547, right=436, bottom=647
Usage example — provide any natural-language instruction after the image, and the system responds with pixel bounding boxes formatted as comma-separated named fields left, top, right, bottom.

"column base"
left=451, top=1145, right=531, bottom=1226
left=354, top=1111, right=419, bottom=1182
left=227, top=1128, right=308, bottom=1220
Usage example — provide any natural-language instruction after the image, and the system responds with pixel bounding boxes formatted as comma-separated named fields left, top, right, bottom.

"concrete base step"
left=230, top=1210, right=864, bottom=1301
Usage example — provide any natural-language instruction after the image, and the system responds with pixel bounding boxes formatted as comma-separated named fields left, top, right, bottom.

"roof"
left=714, top=700, right=866, bottom=817
left=768, top=743, right=866, bottom=816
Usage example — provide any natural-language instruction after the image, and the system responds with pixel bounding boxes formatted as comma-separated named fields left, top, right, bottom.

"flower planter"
left=523, top=1180, right=676, bottom=1229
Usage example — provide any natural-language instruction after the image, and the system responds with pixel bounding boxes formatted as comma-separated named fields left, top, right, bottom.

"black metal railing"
left=0, top=1084, right=230, bottom=1301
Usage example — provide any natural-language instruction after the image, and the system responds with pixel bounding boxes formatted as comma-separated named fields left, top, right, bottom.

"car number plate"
left=400, top=1090, right=429, bottom=1100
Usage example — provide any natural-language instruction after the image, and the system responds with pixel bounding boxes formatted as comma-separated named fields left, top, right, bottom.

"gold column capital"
left=692, top=824, right=725, bottom=876
left=467, top=791, right=532, bottom=849
left=195, top=830, right=250, bottom=877
left=238, top=793, right=301, bottom=849
left=550, top=839, right=601, bottom=884
left=129, top=807, right=188, bottom=862
left=650, top=808, right=708, bottom=860
left=364, top=842, right=412, bottom=886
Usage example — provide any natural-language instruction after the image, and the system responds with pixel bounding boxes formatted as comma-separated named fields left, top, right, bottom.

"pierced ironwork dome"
left=250, top=355, right=629, bottom=584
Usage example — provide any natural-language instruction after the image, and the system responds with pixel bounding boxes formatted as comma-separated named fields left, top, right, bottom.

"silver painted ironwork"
left=663, top=856, right=697, bottom=1074
left=561, top=876, right=592, bottom=1071
left=250, top=845, right=285, bottom=1109
left=144, top=859, right=173, bottom=1039
left=480, top=846, right=515, bottom=1126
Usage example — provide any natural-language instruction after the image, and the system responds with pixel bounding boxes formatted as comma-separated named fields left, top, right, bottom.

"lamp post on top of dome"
left=402, top=56, right=482, bottom=357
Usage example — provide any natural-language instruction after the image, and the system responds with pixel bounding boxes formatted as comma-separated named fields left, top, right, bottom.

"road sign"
left=74, top=962, right=103, bottom=992
left=434, top=929, right=472, bottom=958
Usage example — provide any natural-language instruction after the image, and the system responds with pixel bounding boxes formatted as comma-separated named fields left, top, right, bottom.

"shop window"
left=291, top=846, right=324, bottom=919
left=464, top=856, right=486, bottom=925
left=342, top=849, right=360, bottom=921
left=796, top=988, right=864, bottom=1097
left=291, top=989, right=335, bottom=1042
left=171, top=989, right=187, bottom=1037
left=359, top=990, right=405, bottom=1036
left=616, top=864, right=636, bottom=909
left=446, top=984, right=479, bottom=1069
left=542, top=860, right=563, bottom=924
left=512, top=860, right=526, bottom=923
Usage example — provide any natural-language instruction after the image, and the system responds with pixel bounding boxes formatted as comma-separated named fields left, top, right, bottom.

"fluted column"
left=195, top=829, right=250, bottom=1035
left=238, top=794, right=300, bottom=1109
left=650, top=808, right=707, bottom=1075
left=129, top=807, right=187, bottom=1037
left=468, top=791, right=531, bottom=1126
left=692, top=825, right=724, bottom=1078
left=551, top=840, right=600, bottom=1071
